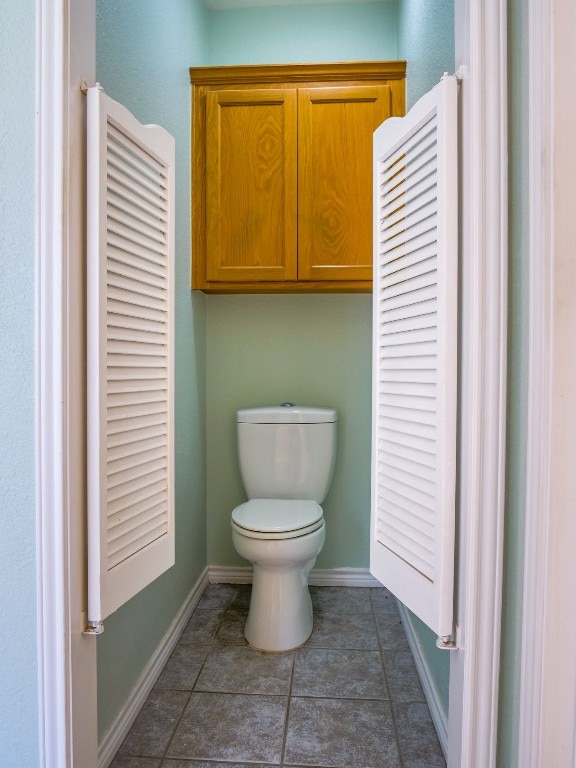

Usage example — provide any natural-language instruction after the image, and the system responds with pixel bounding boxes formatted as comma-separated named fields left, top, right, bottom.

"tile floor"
left=110, top=584, right=446, bottom=768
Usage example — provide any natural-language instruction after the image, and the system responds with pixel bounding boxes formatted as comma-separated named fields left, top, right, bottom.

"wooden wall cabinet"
left=190, top=62, right=406, bottom=293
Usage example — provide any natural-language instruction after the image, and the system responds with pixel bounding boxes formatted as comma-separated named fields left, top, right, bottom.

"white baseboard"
left=309, top=567, right=381, bottom=587
left=98, top=566, right=210, bottom=768
left=397, top=601, right=448, bottom=757
left=208, top=565, right=253, bottom=584
left=208, top=565, right=381, bottom=588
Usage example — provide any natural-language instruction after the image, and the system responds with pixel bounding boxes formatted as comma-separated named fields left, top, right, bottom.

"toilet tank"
left=237, top=405, right=337, bottom=503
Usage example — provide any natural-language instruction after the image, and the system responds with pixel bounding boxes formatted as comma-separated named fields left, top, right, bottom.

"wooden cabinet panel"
left=190, top=62, right=406, bottom=293
left=206, top=89, right=297, bottom=282
left=298, top=85, right=392, bottom=282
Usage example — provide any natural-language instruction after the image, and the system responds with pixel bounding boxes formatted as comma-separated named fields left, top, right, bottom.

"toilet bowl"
left=232, top=499, right=325, bottom=651
left=231, top=405, right=337, bottom=652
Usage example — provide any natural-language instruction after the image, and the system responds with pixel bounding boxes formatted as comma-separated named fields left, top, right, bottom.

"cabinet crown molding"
left=190, top=60, right=406, bottom=85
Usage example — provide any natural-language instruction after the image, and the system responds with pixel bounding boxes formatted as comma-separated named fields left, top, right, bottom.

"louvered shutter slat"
left=87, top=87, right=175, bottom=629
left=381, top=215, right=437, bottom=254
left=108, top=290, right=166, bottom=317
left=371, top=76, right=458, bottom=640
left=107, top=220, right=167, bottom=257
left=108, top=246, right=167, bottom=278
left=108, top=391, right=167, bottom=410
left=107, top=468, right=168, bottom=505
left=107, top=414, right=166, bottom=441
left=106, top=448, right=168, bottom=479
left=108, top=521, right=169, bottom=570
left=107, top=272, right=167, bottom=301
left=107, top=257, right=167, bottom=289
left=108, top=485, right=168, bottom=518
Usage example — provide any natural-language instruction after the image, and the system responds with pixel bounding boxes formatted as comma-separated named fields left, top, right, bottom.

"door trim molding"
left=450, top=0, right=508, bottom=765
left=517, top=0, right=553, bottom=761
left=519, top=0, right=576, bottom=763
left=36, top=1, right=70, bottom=763
left=36, top=0, right=98, bottom=765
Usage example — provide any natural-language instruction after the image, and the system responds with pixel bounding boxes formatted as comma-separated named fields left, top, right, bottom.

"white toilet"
left=231, top=404, right=337, bottom=652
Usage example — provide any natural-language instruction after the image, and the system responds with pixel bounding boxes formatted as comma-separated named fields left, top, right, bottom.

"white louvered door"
left=371, top=76, right=458, bottom=641
left=87, top=86, right=175, bottom=629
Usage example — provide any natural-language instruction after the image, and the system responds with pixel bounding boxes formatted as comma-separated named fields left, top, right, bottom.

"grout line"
left=370, top=587, right=406, bottom=768
left=158, top=584, right=236, bottom=767
left=279, top=633, right=298, bottom=767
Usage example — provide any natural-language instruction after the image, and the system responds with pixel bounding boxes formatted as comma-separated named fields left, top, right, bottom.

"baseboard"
left=208, top=565, right=381, bottom=588
left=397, top=601, right=448, bottom=757
left=98, top=566, right=210, bottom=768
left=309, top=567, right=381, bottom=587
left=208, top=565, right=253, bottom=584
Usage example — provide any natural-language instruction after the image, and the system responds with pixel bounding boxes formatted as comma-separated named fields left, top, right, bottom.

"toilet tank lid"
left=237, top=405, right=338, bottom=424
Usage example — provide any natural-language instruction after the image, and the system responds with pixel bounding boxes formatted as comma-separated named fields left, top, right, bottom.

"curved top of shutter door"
left=86, top=86, right=175, bottom=628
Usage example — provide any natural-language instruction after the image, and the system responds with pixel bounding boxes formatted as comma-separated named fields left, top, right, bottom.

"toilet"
left=231, top=404, right=337, bottom=652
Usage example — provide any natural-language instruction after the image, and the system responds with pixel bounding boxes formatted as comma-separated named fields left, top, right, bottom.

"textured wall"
left=203, top=2, right=397, bottom=570
left=205, top=1, right=397, bottom=64
left=96, top=0, right=209, bottom=738
left=398, top=0, right=454, bottom=108
left=0, top=1, right=39, bottom=765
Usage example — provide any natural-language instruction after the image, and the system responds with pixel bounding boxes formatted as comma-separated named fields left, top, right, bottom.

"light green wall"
left=205, top=1, right=398, bottom=64
left=0, top=1, right=39, bottom=765
left=96, top=0, right=209, bottom=739
left=395, top=0, right=455, bottom=727
left=203, top=2, right=397, bottom=569
left=408, top=612, right=450, bottom=703
left=398, top=0, right=455, bottom=107
left=207, top=295, right=372, bottom=567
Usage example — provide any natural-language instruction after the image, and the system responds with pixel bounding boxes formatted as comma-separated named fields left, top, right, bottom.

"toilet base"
left=245, top=558, right=315, bottom=652
left=232, top=523, right=325, bottom=652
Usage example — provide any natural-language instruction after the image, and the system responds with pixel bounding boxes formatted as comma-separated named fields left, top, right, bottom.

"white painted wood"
left=36, top=0, right=98, bottom=765
left=518, top=0, right=576, bottom=764
left=398, top=601, right=448, bottom=757
left=36, top=2, right=68, bottom=763
left=308, top=568, right=382, bottom=588
left=98, top=568, right=210, bottom=768
left=448, top=1, right=508, bottom=766
left=208, top=565, right=254, bottom=584
left=87, top=87, right=176, bottom=624
left=208, top=565, right=382, bottom=587
left=371, top=75, right=458, bottom=640
left=517, top=0, right=553, bottom=761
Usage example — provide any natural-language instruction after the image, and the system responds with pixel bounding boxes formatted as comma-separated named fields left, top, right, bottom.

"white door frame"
left=518, top=0, right=576, bottom=764
left=447, top=0, right=508, bottom=766
left=36, top=0, right=98, bottom=765
left=36, top=1, right=69, bottom=761
left=37, top=0, right=507, bottom=766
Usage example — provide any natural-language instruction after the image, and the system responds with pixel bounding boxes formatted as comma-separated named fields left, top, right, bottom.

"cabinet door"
left=206, top=89, right=297, bottom=282
left=298, top=86, right=392, bottom=282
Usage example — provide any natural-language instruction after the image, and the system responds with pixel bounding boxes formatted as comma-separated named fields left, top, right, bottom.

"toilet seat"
left=231, top=499, right=324, bottom=540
